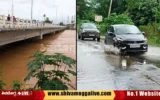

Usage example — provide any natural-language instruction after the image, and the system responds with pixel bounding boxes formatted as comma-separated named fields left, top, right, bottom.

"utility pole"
left=31, top=0, right=33, bottom=25
left=72, top=15, right=73, bottom=23
left=108, top=0, right=113, bottom=17
left=53, top=5, right=58, bottom=24
left=11, top=0, right=14, bottom=26
left=38, top=10, right=40, bottom=21
left=55, top=6, right=58, bottom=22
left=56, top=7, right=57, bottom=21
left=54, top=0, right=58, bottom=24
left=67, top=15, right=69, bottom=24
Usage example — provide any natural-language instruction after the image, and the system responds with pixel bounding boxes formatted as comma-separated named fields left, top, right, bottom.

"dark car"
left=104, top=24, right=148, bottom=53
left=78, top=23, right=100, bottom=41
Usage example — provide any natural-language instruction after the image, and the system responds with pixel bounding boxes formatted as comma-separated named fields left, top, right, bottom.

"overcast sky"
left=0, top=0, right=76, bottom=23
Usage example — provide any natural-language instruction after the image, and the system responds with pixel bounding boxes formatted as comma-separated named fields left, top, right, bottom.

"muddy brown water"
left=0, top=30, right=76, bottom=89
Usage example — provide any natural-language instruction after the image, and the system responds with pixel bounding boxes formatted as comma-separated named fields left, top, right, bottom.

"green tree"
left=12, top=80, right=23, bottom=90
left=77, top=0, right=95, bottom=21
left=77, top=0, right=88, bottom=19
left=45, top=17, right=52, bottom=23
left=24, top=51, right=76, bottom=90
left=0, top=65, right=5, bottom=90
left=112, top=0, right=127, bottom=14
left=98, top=13, right=134, bottom=35
left=92, top=0, right=110, bottom=17
left=126, top=0, right=159, bottom=26
left=104, top=13, right=134, bottom=25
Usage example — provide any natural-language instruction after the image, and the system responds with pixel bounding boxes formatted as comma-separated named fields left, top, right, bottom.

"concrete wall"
left=0, top=27, right=66, bottom=46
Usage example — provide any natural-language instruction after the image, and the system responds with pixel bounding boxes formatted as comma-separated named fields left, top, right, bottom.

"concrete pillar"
left=2, top=15, right=5, bottom=25
left=22, top=19, right=24, bottom=28
left=40, top=30, right=43, bottom=39
left=26, top=20, right=28, bottom=28
left=36, top=20, right=38, bottom=27
left=17, top=18, right=19, bottom=26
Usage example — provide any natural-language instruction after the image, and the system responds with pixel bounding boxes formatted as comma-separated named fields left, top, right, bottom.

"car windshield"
left=115, top=25, right=142, bottom=35
left=82, top=23, right=97, bottom=29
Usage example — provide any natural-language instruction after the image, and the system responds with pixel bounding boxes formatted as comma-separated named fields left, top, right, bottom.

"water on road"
left=77, top=38, right=160, bottom=90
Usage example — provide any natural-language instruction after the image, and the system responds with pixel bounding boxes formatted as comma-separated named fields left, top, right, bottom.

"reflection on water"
left=119, top=56, right=132, bottom=70
left=121, top=59, right=127, bottom=70
left=40, top=44, right=46, bottom=51
left=105, top=55, right=131, bottom=70
left=143, top=60, right=146, bottom=64
left=105, top=53, right=148, bottom=71
left=103, top=44, right=150, bottom=70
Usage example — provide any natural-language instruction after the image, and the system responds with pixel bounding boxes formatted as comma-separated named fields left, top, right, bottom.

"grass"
left=148, top=38, right=160, bottom=47
left=155, top=63, right=160, bottom=68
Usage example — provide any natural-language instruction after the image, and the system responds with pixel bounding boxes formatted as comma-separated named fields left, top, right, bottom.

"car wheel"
left=97, top=38, right=100, bottom=42
left=93, top=38, right=95, bottom=41
left=78, top=35, right=81, bottom=39
left=81, top=36, right=84, bottom=40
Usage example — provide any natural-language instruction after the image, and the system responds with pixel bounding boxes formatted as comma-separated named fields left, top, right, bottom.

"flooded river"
left=0, top=30, right=76, bottom=89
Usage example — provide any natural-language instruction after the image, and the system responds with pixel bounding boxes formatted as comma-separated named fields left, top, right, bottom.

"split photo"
left=1, top=0, right=160, bottom=92
left=77, top=0, right=160, bottom=90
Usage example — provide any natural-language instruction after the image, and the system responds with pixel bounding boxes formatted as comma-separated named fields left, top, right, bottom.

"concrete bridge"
left=67, top=23, right=76, bottom=30
left=0, top=15, right=75, bottom=46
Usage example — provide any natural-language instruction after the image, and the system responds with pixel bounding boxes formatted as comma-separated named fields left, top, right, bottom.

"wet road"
left=0, top=30, right=76, bottom=89
left=77, top=38, right=160, bottom=90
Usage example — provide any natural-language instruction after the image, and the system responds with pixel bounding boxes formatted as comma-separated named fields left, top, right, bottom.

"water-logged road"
left=0, top=30, right=76, bottom=89
left=77, top=38, right=160, bottom=90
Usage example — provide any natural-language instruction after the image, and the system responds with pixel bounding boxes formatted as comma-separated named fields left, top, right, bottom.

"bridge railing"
left=66, top=23, right=76, bottom=30
left=0, top=15, right=64, bottom=30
